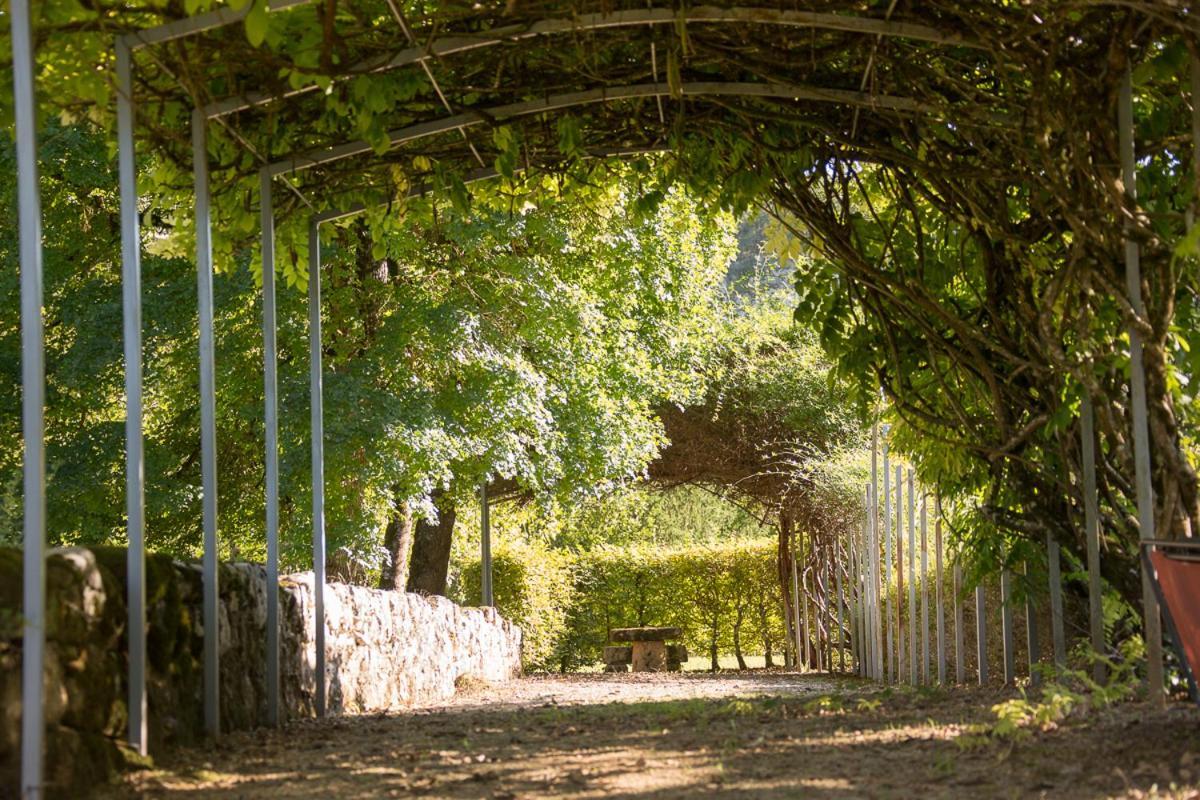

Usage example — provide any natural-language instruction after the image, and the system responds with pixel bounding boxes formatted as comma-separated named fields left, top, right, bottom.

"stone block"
left=603, top=646, right=632, bottom=665
left=632, top=640, right=668, bottom=672
left=610, top=626, right=682, bottom=642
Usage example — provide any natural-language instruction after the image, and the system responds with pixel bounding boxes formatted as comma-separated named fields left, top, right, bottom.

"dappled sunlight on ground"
left=101, top=673, right=1200, bottom=799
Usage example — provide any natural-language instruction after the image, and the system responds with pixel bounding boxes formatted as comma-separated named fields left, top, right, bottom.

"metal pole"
left=862, top=486, right=872, bottom=677
left=976, top=582, right=987, bottom=685
left=868, top=486, right=878, bottom=679
left=920, top=493, right=929, bottom=685
left=883, top=439, right=893, bottom=682
left=1081, top=394, right=1106, bottom=683
left=816, top=557, right=827, bottom=671
left=936, top=505, right=946, bottom=685
left=895, top=464, right=904, bottom=683
left=873, top=422, right=883, bottom=681
left=480, top=481, right=493, bottom=607
left=308, top=220, right=327, bottom=717
left=1119, top=65, right=1165, bottom=707
left=853, top=500, right=863, bottom=675
left=874, top=485, right=884, bottom=681
left=1025, top=562, right=1040, bottom=685
left=866, top=490, right=875, bottom=679
left=907, top=469, right=916, bottom=685
left=790, top=553, right=802, bottom=670
left=116, top=38, right=147, bottom=758
left=13, top=1, right=46, bottom=793
left=193, top=108, right=221, bottom=737
left=1001, top=567, right=1015, bottom=686
left=835, top=543, right=845, bottom=672
left=260, top=170, right=280, bottom=727
left=1192, top=56, right=1200, bottom=237
left=1047, top=534, right=1066, bottom=670
left=954, top=556, right=965, bottom=684
left=802, top=555, right=812, bottom=670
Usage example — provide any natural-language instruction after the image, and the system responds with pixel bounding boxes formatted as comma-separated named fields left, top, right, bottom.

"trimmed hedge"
left=453, top=539, right=786, bottom=672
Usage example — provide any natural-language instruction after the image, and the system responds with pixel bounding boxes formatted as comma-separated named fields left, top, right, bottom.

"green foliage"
left=454, top=536, right=785, bottom=673
left=960, top=638, right=1144, bottom=748
left=451, top=539, right=574, bottom=671
left=0, top=124, right=738, bottom=580
left=470, top=484, right=773, bottom=554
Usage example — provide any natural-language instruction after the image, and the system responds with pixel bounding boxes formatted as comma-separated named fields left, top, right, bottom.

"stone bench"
left=602, top=627, right=688, bottom=672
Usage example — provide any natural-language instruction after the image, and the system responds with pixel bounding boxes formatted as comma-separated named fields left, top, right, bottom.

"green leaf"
left=245, top=0, right=269, bottom=47
left=556, top=116, right=582, bottom=157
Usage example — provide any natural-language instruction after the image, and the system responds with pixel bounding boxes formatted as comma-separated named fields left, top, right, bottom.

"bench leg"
left=631, top=641, right=668, bottom=672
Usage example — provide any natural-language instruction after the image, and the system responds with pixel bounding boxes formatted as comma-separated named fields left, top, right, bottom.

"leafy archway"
left=19, top=0, right=1200, bottom=610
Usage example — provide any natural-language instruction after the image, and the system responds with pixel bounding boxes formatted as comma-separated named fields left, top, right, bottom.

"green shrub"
left=454, top=537, right=787, bottom=672
left=452, top=539, right=574, bottom=671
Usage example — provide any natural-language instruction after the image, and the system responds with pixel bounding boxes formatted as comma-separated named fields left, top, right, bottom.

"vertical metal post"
left=976, top=582, right=988, bottom=685
left=193, top=108, right=221, bottom=737
left=1047, top=534, right=1066, bottom=670
left=874, top=487, right=884, bottom=681
left=935, top=506, right=946, bottom=684
left=790, top=553, right=802, bottom=670
left=883, top=440, right=893, bottom=682
left=480, top=481, right=493, bottom=607
left=920, top=493, right=929, bottom=685
left=859, top=519, right=867, bottom=674
left=259, top=170, right=280, bottom=727
left=308, top=220, right=327, bottom=717
left=864, top=491, right=873, bottom=681
left=13, top=1, right=46, bottom=794
left=801, top=555, right=812, bottom=670
left=864, top=486, right=874, bottom=678
left=116, top=39, right=147, bottom=758
left=853, top=502, right=864, bottom=675
left=895, top=464, right=904, bottom=683
left=1000, top=567, right=1015, bottom=686
left=829, top=552, right=838, bottom=671
left=1119, top=65, right=1165, bottom=706
left=870, top=425, right=878, bottom=679
left=907, top=469, right=916, bottom=685
left=1025, top=562, right=1040, bottom=685
left=1192, top=56, right=1200, bottom=237
left=1081, top=394, right=1106, bottom=683
left=835, top=543, right=845, bottom=672
left=954, top=557, right=965, bottom=684
left=816, top=556, right=827, bottom=671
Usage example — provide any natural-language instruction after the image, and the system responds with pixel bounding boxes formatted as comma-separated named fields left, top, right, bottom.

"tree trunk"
left=759, top=592, right=774, bottom=667
left=709, top=625, right=720, bottom=672
left=378, top=497, right=414, bottom=590
left=777, top=510, right=797, bottom=668
left=406, top=490, right=457, bottom=597
left=733, top=605, right=748, bottom=670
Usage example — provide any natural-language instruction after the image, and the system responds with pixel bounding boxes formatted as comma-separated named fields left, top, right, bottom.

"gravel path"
left=102, top=672, right=1200, bottom=799
left=438, top=671, right=840, bottom=711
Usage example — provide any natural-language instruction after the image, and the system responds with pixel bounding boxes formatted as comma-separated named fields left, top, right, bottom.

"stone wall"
left=0, top=546, right=521, bottom=797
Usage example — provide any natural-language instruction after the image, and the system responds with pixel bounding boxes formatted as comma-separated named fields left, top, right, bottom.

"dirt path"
left=104, top=673, right=1200, bottom=799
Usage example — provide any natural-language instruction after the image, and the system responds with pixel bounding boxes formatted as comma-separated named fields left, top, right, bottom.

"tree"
left=0, top=124, right=741, bottom=595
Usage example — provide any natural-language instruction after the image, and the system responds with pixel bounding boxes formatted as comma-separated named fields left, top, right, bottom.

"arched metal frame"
left=216, top=1, right=960, bottom=748
left=8, top=1, right=1175, bottom=795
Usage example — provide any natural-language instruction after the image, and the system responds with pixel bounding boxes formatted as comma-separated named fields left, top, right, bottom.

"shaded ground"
left=103, top=673, right=1200, bottom=799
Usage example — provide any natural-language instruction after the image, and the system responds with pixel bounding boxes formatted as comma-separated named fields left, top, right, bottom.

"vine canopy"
left=11, top=0, right=1200, bottom=595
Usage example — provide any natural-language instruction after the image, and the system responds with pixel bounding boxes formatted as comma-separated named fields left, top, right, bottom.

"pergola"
left=8, top=1, right=1195, bottom=796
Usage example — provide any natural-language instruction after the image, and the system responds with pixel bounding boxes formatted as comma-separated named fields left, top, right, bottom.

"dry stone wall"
left=0, top=546, right=521, bottom=797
